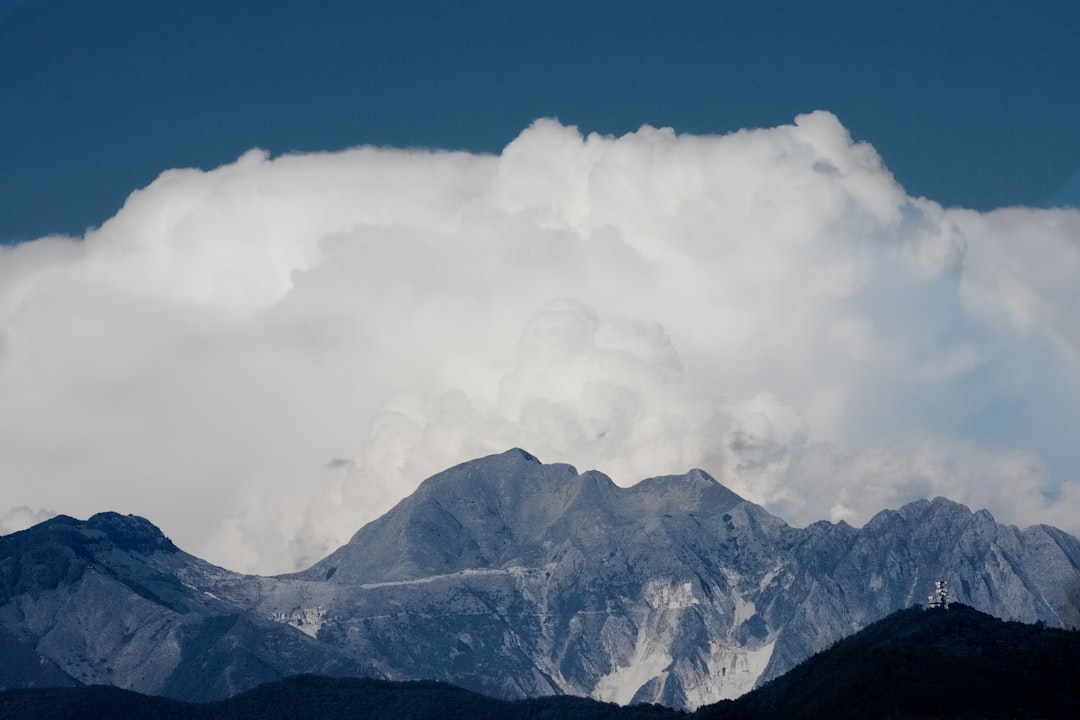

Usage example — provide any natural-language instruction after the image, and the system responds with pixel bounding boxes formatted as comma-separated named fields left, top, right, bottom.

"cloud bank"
left=2, top=112, right=1079, bottom=573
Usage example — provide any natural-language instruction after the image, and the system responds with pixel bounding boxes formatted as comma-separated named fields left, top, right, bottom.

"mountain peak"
left=85, top=512, right=178, bottom=555
left=299, top=452, right=765, bottom=586
left=0, top=512, right=177, bottom=557
left=627, top=468, right=745, bottom=517
left=862, top=494, right=978, bottom=532
left=298, top=449, right=590, bottom=583
left=503, top=447, right=541, bottom=464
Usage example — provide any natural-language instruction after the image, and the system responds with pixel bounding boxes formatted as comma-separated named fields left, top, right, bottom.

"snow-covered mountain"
left=2, top=449, right=1078, bottom=709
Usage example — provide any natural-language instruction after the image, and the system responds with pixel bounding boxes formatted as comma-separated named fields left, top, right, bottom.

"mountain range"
left=3, top=604, right=1078, bottom=719
left=2, top=449, right=1078, bottom=709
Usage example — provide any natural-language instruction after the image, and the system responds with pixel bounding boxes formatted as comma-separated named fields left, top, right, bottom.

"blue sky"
left=2, top=0, right=1079, bottom=245
left=2, top=1, right=1080, bottom=573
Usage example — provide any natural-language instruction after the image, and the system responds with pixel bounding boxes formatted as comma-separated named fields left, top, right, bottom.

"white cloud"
left=2, top=112, right=1079, bottom=573
left=0, top=505, right=57, bottom=535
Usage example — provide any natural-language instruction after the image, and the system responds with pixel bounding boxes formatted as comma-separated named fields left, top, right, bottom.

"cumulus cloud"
left=2, top=111, right=1079, bottom=573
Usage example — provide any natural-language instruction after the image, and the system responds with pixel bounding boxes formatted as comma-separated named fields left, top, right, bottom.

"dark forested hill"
left=0, top=676, right=664, bottom=720
left=696, top=603, right=1080, bottom=720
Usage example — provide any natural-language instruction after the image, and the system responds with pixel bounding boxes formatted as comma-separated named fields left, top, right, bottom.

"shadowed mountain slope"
left=0, top=513, right=370, bottom=700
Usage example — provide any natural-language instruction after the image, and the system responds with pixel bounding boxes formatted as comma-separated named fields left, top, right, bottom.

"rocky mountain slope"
left=4, top=605, right=1078, bottom=719
left=2, top=449, right=1078, bottom=709
left=0, top=512, right=369, bottom=700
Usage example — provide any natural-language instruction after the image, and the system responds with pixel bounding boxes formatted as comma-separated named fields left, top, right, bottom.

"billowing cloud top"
left=2, top=112, right=1078, bottom=573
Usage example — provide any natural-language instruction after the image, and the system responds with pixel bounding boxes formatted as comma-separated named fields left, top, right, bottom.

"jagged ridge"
left=2, top=448, right=1078, bottom=710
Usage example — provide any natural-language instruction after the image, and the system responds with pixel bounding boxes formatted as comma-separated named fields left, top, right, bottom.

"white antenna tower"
left=927, top=579, right=949, bottom=609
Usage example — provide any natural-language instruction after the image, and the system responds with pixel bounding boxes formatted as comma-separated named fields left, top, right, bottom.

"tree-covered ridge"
left=0, top=677, right=672, bottom=720
left=700, top=603, right=1080, bottom=719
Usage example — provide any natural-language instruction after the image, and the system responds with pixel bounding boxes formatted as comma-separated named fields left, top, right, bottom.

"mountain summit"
left=2, top=450, right=1079, bottom=709
left=299, top=448, right=745, bottom=585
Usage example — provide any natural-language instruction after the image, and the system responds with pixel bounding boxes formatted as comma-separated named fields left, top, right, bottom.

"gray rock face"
left=0, top=513, right=369, bottom=700
left=3, top=449, right=1079, bottom=709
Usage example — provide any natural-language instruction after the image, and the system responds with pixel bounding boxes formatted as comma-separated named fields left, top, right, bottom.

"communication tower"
left=927, top=579, right=949, bottom=609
